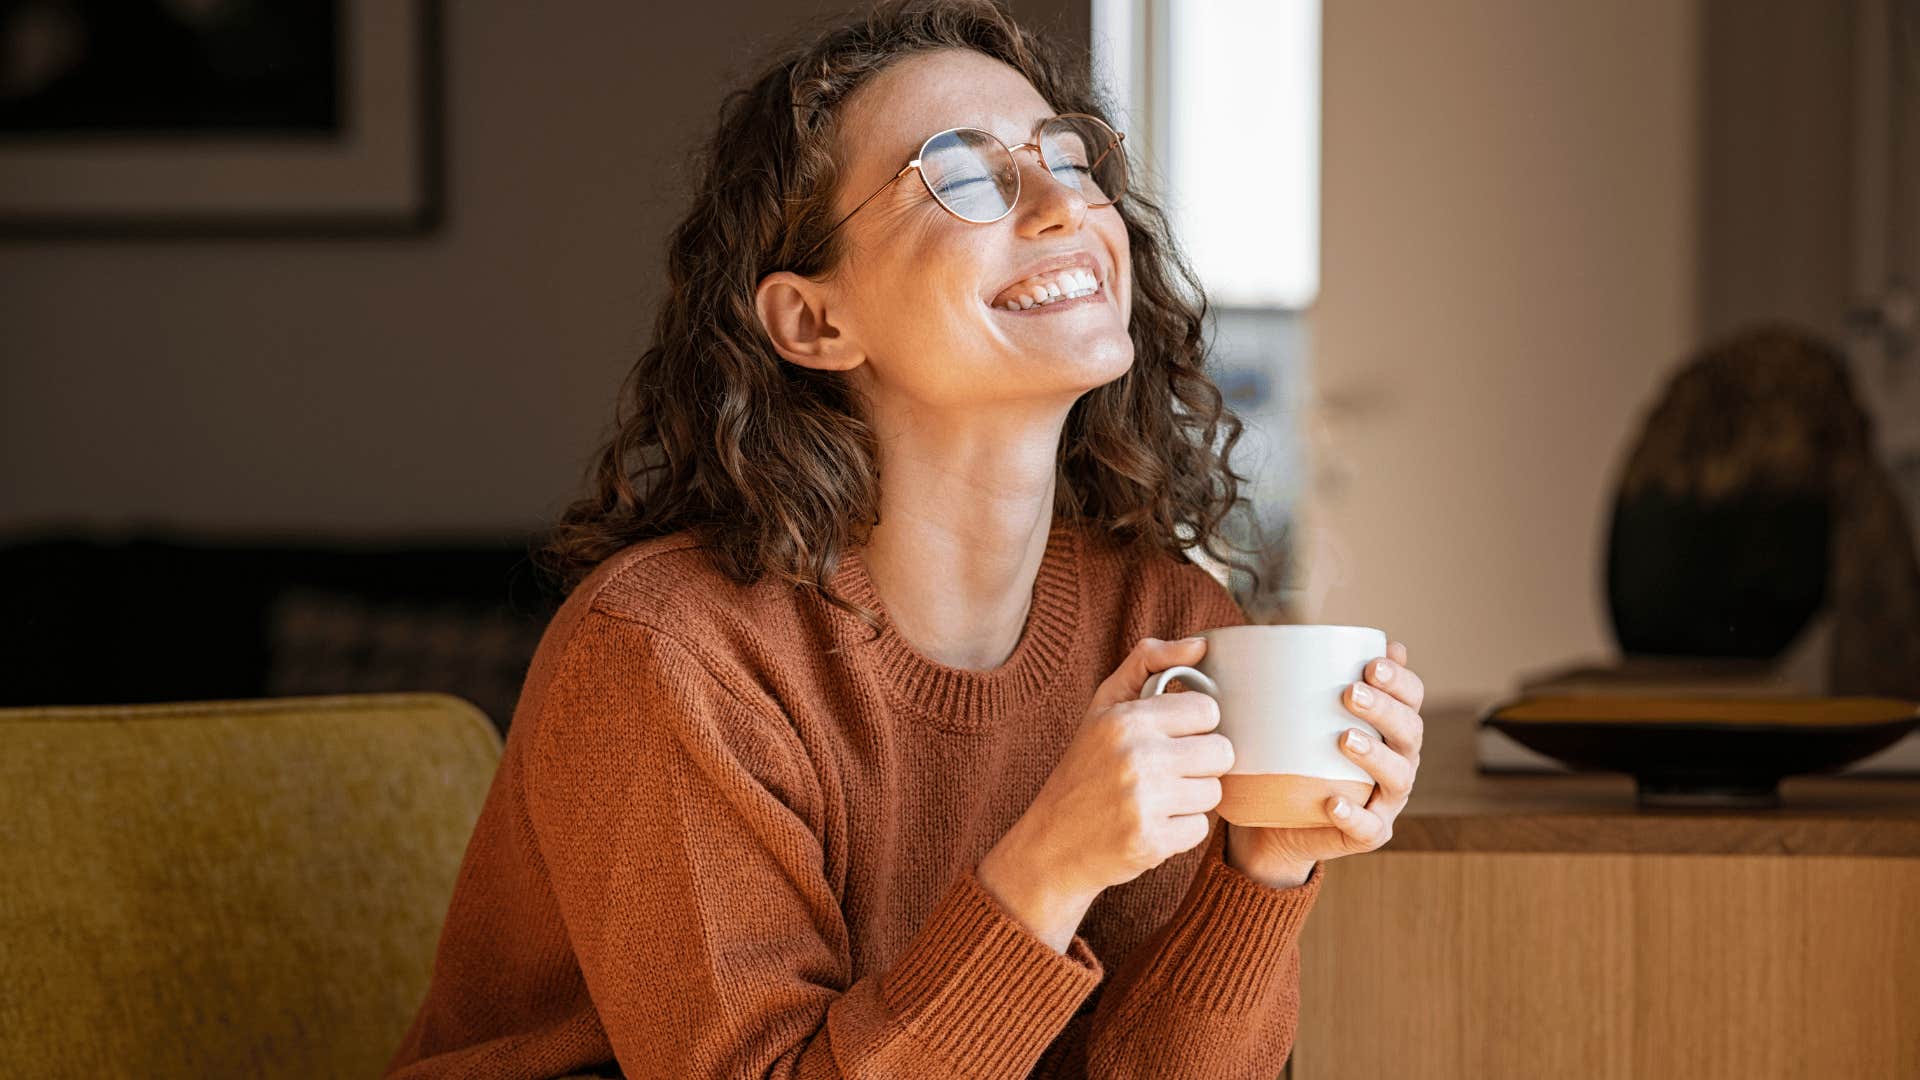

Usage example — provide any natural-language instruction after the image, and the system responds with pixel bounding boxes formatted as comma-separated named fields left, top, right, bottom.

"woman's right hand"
left=978, top=636, right=1235, bottom=939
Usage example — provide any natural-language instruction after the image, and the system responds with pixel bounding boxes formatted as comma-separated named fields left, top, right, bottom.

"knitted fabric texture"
left=385, top=515, right=1323, bottom=1078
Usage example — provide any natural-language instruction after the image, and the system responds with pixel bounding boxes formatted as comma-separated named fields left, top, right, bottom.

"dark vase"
left=1604, top=489, right=1830, bottom=659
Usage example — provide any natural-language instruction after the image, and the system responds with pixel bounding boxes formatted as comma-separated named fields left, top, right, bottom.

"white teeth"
left=994, top=266, right=1102, bottom=310
left=1030, top=274, right=1096, bottom=306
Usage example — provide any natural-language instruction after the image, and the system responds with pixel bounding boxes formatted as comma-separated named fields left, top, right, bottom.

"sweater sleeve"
left=1072, top=560, right=1325, bottom=1078
left=521, top=608, right=1104, bottom=1080
left=1078, top=816, right=1322, bottom=1078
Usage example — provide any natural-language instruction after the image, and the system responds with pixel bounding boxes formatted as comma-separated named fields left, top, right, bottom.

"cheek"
left=1099, top=219, right=1132, bottom=324
left=854, top=296, right=998, bottom=397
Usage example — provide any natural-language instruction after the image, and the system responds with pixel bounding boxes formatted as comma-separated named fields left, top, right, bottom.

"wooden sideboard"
left=1287, top=703, right=1920, bottom=1079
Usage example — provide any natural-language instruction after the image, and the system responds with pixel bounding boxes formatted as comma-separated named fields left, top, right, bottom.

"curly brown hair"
left=532, top=0, right=1262, bottom=632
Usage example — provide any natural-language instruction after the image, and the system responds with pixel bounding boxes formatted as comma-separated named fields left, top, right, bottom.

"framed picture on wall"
left=0, top=0, right=441, bottom=237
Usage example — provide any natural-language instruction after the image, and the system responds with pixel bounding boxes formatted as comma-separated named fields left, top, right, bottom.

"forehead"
left=843, top=49, right=1055, bottom=165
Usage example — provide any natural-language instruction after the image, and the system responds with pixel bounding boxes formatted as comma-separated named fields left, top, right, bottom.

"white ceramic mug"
left=1138, top=624, right=1387, bottom=828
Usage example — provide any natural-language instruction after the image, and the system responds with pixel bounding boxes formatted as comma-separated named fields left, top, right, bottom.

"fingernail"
left=1331, top=799, right=1351, bottom=819
left=1344, top=729, right=1371, bottom=754
left=1374, top=660, right=1392, bottom=683
left=1351, top=682, right=1373, bottom=706
left=1181, top=636, right=1205, bottom=644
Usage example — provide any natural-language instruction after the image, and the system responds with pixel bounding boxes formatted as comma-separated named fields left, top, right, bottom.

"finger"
left=1388, top=640, right=1409, bottom=666
left=1326, top=794, right=1393, bottom=851
left=1171, top=730, right=1237, bottom=777
left=1090, top=636, right=1208, bottom=714
left=1345, top=679, right=1424, bottom=759
left=1129, top=684, right=1222, bottom=738
left=1170, top=810, right=1216, bottom=852
left=1363, top=655, right=1426, bottom=716
left=1170, top=776, right=1224, bottom=816
left=1337, top=727, right=1414, bottom=807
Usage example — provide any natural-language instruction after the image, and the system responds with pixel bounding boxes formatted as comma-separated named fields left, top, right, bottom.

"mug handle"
left=1139, top=665, right=1222, bottom=699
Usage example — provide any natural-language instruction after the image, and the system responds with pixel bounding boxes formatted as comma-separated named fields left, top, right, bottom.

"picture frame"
left=0, top=0, right=442, bottom=238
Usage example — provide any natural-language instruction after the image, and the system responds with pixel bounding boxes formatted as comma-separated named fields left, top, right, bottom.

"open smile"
left=987, top=278, right=1108, bottom=315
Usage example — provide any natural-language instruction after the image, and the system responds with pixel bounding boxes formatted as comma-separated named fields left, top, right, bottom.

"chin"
left=1052, top=336, right=1137, bottom=396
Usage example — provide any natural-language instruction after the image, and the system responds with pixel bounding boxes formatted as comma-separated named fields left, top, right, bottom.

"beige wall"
left=1303, top=0, right=1701, bottom=704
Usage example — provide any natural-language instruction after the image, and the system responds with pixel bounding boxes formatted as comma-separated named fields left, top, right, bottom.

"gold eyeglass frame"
left=797, top=112, right=1127, bottom=266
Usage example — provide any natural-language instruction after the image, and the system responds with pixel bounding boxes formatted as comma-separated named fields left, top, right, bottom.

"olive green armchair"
left=0, top=693, right=502, bottom=1077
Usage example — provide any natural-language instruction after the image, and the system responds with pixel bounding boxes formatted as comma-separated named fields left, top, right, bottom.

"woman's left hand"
left=1223, top=639, right=1425, bottom=887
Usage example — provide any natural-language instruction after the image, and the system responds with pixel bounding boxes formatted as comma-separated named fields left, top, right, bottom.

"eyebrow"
left=905, top=113, right=1052, bottom=158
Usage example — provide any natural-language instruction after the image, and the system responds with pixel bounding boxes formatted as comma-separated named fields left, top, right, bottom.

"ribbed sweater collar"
left=830, top=516, right=1084, bottom=733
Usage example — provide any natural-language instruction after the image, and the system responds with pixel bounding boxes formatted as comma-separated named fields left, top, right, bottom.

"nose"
left=1008, top=143, right=1089, bottom=233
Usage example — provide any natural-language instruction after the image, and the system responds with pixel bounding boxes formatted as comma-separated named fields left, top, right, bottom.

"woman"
left=386, top=1, right=1425, bottom=1076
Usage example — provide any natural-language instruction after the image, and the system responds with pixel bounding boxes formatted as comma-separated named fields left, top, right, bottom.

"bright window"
left=1093, top=0, right=1323, bottom=617
left=1094, top=0, right=1321, bottom=309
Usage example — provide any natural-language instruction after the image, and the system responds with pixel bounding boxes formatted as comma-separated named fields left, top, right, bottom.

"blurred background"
left=3, top=0, right=1917, bottom=730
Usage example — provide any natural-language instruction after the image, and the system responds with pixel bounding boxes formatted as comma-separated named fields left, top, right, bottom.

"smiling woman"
left=532, top=2, right=1256, bottom=622
left=379, top=2, right=1381, bottom=1078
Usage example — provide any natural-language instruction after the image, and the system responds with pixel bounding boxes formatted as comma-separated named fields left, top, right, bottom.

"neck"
left=859, top=402, right=1067, bottom=670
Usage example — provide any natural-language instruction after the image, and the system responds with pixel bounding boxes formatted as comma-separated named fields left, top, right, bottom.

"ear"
left=755, top=271, right=866, bottom=373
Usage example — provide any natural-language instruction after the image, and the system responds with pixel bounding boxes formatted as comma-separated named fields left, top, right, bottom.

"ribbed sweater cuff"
left=1144, top=824, right=1323, bottom=1014
left=878, top=868, right=1103, bottom=1077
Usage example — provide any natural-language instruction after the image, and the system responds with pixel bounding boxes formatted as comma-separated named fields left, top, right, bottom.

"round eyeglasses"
left=797, top=112, right=1128, bottom=266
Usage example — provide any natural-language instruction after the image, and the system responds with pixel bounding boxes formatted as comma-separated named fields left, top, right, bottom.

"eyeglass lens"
left=920, top=116, right=1127, bottom=223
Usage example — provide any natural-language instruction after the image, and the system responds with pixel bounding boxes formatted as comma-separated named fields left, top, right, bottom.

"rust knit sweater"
left=384, top=515, right=1324, bottom=1078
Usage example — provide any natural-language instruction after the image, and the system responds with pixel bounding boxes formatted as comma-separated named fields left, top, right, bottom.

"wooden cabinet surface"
left=1288, top=705, right=1920, bottom=1079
